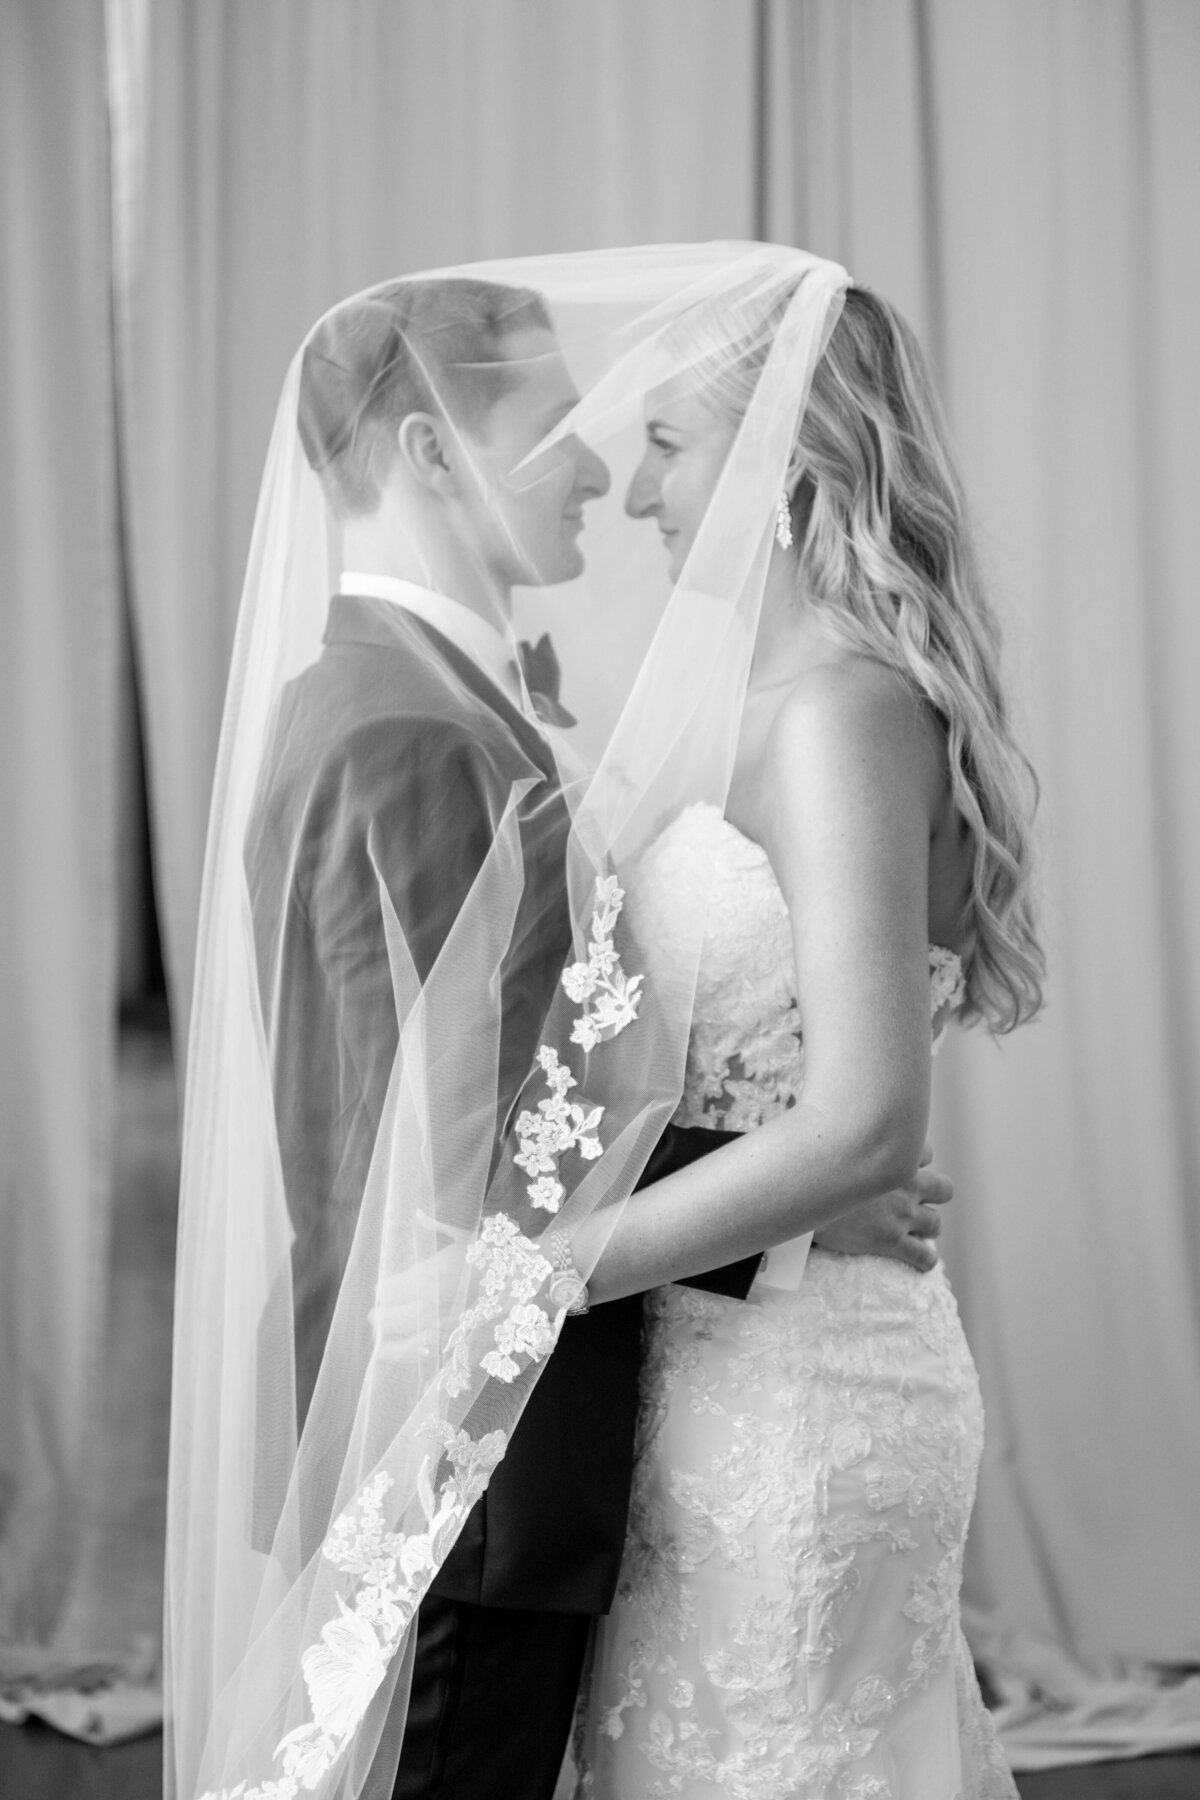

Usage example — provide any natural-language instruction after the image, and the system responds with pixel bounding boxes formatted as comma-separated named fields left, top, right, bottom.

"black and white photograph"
left=1, top=5, right=1198, bottom=1799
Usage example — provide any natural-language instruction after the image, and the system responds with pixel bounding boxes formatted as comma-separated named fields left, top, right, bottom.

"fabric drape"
left=0, top=0, right=121, bottom=1657
left=763, top=0, right=1200, bottom=1767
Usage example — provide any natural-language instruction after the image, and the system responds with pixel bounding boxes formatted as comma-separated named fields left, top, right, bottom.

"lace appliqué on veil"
left=201, top=877, right=642, bottom=1800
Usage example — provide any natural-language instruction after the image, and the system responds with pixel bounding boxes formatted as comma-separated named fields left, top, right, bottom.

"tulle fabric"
left=165, top=245, right=848, bottom=1800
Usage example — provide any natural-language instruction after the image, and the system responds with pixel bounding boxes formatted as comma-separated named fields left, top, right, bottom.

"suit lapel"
left=325, top=591, right=556, bottom=777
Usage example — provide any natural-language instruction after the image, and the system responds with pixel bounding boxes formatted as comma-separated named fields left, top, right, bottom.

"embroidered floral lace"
left=198, top=878, right=642, bottom=1800
left=575, top=806, right=1015, bottom=1799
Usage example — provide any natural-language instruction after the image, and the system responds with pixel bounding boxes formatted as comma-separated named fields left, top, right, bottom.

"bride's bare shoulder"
left=764, top=651, right=945, bottom=814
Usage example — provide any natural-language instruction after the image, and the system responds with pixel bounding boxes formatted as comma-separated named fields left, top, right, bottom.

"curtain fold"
left=0, top=0, right=121, bottom=1655
left=765, top=0, right=1200, bottom=1768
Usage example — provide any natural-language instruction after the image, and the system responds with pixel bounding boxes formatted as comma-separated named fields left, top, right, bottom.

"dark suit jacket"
left=246, top=591, right=759, bottom=1616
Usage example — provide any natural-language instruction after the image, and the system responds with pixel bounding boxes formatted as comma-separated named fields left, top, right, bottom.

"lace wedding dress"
left=576, top=804, right=1016, bottom=1799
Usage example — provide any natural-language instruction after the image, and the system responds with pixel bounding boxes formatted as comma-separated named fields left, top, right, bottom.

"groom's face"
left=452, top=326, right=611, bottom=591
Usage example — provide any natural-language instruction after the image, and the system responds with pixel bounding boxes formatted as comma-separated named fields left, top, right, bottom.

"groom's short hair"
left=299, top=277, right=552, bottom=517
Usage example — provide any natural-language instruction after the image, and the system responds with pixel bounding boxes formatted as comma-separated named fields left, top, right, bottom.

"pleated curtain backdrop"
left=0, top=0, right=121, bottom=1656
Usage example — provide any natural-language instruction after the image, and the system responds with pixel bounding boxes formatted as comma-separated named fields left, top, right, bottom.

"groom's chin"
left=533, top=546, right=587, bottom=587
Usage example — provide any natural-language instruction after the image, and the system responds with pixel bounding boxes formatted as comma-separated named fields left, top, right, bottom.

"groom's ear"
left=395, top=411, right=456, bottom=494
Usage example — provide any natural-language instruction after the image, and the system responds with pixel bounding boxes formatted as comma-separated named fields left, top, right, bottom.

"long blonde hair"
left=696, top=279, right=1044, bottom=1032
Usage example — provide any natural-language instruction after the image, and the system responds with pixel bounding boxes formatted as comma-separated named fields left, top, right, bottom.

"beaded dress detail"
left=577, top=804, right=1016, bottom=1800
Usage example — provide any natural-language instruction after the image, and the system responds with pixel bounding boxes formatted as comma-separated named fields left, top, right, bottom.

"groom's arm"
left=361, top=718, right=500, bottom=982
left=354, top=715, right=572, bottom=1180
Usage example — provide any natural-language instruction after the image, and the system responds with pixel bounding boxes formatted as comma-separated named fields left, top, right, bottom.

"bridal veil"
left=166, top=244, right=848, bottom=1800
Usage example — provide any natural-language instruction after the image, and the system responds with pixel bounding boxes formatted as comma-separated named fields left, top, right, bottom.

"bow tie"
left=515, top=634, right=577, bottom=728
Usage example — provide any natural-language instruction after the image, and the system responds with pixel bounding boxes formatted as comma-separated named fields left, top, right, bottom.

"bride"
left=574, top=280, right=1043, bottom=1796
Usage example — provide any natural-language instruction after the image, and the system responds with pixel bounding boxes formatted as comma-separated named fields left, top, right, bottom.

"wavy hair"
left=691, top=278, right=1044, bottom=1032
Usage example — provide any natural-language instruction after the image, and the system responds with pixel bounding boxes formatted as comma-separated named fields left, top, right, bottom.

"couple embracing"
left=167, top=247, right=1042, bottom=1800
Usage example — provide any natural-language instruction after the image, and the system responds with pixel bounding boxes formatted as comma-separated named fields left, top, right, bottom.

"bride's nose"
left=624, top=458, right=659, bottom=519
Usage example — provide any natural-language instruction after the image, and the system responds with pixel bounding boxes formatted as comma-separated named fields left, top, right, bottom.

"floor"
left=1016, top=1758, right=1200, bottom=1799
left=0, top=1023, right=176, bottom=1800
left=1, top=1720, right=1197, bottom=1800
left=50, top=1025, right=178, bottom=1668
left=1, top=1026, right=1197, bottom=1799
left=0, top=1718, right=163, bottom=1799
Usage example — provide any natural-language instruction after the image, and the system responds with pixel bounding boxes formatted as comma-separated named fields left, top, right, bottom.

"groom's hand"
left=370, top=1225, right=469, bottom=1363
left=812, top=1145, right=951, bottom=1272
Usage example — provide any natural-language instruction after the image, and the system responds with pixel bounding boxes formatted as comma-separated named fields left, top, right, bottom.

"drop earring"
left=775, top=490, right=794, bottom=551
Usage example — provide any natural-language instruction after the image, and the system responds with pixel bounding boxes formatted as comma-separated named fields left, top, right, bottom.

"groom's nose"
left=570, top=437, right=611, bottom=502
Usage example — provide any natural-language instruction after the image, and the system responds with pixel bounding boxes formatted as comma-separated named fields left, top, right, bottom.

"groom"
left=249, top=277, right=951, bottom=1800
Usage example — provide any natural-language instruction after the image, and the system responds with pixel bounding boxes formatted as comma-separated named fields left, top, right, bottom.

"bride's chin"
left=659, top=533, right=688, bottom=584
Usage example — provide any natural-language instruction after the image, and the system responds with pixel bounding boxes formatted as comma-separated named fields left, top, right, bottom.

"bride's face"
left=624, top=385, right=738, bottom=582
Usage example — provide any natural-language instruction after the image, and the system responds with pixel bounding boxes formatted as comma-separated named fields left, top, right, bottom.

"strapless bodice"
left=626, top=802, right=964, bottom=1136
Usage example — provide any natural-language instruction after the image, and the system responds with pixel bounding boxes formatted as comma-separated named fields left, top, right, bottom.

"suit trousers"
left=391, top=1592, right=591, bottom=1800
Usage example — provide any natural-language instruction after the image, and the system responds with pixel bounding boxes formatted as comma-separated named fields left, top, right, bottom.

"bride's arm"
left=584, top=658, right=947, bottom=1305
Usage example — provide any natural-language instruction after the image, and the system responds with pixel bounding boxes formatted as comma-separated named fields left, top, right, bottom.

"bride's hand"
left=812, top=1144, right=951, bottom=1271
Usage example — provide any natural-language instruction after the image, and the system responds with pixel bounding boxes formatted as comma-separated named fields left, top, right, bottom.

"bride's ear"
left=789, top=467, right=816, bottom=546
left=396, top=411, right=456, bottom=494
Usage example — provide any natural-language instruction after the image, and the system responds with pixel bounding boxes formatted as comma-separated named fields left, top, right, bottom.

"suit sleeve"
left=358, top=718, right=504, bottom=983
left=306, top=713, right=568, bottom=1173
